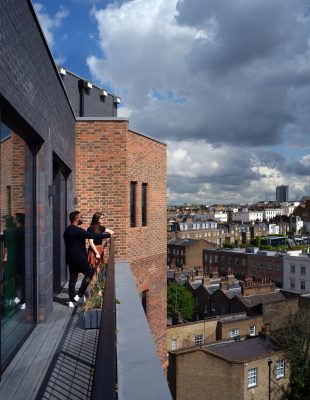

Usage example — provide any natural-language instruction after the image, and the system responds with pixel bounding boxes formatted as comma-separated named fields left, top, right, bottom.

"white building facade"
left=283, top=254, right=310, bottom=293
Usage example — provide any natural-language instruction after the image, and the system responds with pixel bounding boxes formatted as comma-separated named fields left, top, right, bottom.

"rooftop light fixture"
left=100, top=89, right=108, bottom=97
left=84, top=81, right=93, bottom=89
left=114, top=96, right=121, bottom=104
left=59, top=67, right=66, bottom=76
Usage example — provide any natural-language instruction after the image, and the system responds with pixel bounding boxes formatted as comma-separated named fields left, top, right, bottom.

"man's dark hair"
left=15, top=212, right=25, bottom=225
left=69, top=211, right=80, bottom=223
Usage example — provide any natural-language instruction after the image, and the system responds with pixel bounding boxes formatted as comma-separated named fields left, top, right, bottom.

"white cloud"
left=85, top=0, right=310, bottom=204
left=34, top=3, right=69, bottom=48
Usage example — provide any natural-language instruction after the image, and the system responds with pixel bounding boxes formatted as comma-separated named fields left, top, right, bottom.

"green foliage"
left=251, top=236, right=261, bottom=247
left=271, top=309, right=310, bottom=399
left=83, top=263, right=106, bottom=311
left=167, top=282, right=194, bottom=321
left=221, top=242, right=234, bottom=248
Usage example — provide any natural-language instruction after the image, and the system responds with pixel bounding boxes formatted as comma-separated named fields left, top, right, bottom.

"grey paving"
left=0, top=287, right=99, bottom=400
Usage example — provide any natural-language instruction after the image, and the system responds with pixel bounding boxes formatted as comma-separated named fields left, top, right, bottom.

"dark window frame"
left=142, top=183, right=147, bottom=226
left=130, top=181, right=137, bottom=227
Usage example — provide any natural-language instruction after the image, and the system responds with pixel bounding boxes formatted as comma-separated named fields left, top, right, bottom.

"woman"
left=87, top=212, right=109, bottom=286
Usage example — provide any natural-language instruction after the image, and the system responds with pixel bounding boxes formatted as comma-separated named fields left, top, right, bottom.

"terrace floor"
left=0, top=283, right=98, bottom=400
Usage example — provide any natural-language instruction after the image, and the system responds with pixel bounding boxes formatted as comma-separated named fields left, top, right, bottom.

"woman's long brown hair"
left=90, top=212, right=105, bottom=233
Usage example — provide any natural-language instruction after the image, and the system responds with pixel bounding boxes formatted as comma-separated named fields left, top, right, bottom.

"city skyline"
left=35, top=0, right=310, bottom=204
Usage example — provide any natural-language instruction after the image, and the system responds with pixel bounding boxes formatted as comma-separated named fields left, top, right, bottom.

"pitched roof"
left=207, top=337, right=278, bottom=362
left=236, top=291, right=287, bottom=308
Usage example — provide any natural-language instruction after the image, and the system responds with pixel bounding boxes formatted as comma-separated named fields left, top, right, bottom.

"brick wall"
left=0, top=132, right=26, bottom=218
left=75, top=119, right=167, bottom=366
left=217, top=315, right=264, bottom=340
left=167, top=320, right=218, bottom=351
left=169, top=347, right=288, bottom=400
left=0, top=137, right=12, bottom=219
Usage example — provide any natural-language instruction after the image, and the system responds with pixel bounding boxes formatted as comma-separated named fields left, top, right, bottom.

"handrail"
left=91, top=237, right=117, bottom=399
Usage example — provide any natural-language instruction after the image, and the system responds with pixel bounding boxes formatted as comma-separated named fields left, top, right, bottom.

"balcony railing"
left=91, top=237, right=117, bottom=399
left=91, top=238, right=172, bottom=400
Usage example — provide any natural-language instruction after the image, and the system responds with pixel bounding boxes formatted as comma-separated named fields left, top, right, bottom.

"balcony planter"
left=79, top=308, right=102, bottom=329
left=79, top=266, right=106, bottom=329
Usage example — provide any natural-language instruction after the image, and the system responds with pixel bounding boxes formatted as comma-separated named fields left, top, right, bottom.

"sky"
left=34, top=0, right=310, bottom=205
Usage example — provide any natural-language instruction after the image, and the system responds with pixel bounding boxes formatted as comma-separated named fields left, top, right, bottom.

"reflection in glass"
left=0, top=121, right=34, bottom=370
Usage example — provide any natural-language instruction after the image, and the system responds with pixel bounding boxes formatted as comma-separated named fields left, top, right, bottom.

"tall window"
left=141, top=290, right=147, bottom=315
left=276, top=360, right=285, bottom=378
left=194, top=334, right=204, bottom=346
left=1, top=119, right=34, bottom=370
left=248, top=368, right=257, bottom=387
left=171, top=339, right=178, bottom=351
left=249, top=325, right=256, bottom=336
left=300, top=280, right=305, bottom=291
left=141, top=183, right=147, bottom=226
left=130, top=181, right=137, bottom=227
left=301, top=266, right=306, bottom=276
left=290, top=265, right=295, bottom=274
left=229, top=328, right=240, bottom=338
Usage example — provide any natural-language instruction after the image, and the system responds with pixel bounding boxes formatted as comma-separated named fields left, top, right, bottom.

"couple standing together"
left=63, top=211, right=114, bottom=307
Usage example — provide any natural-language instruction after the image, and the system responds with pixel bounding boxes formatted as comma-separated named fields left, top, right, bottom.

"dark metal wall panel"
left=0, top=0, right=76, bottom=170
left=61, top=71, right=117, bottom=117
left=0, top=0, right=76, bottom=324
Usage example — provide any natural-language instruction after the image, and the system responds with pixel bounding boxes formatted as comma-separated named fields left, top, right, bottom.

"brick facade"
left=203, top=248, right=284, bottom=286
left=75, top=118, right=167, bottom=366
left=168, top=340, right=289, bottom=400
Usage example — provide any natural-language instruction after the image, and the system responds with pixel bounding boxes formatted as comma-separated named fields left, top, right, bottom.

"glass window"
left=171, top=339, right=177, bottom=351
left=301, top=280, right=305, bottom=291
left=301, top=266, right=306, bottom=276
left=194, top=334, right=204, bottom=346
left=249, top=325, right=256, bottom=336
left=276, top=360, right=285, bottom=379
left=229, top=328, right=240, bottom=338
left=1, top=120, right=34, bottom=370
left=248, top=367, right=257, bottom=387
left=290, top=265, right=295, bottom=274
left=130, top=181, right=137, bottom=227
left=290, top=278, right=295, bottom=289
left=141, top=183, right=147, bottom=226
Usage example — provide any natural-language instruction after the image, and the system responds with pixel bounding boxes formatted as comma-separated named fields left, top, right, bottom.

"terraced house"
left=0, top=1, right=170, bottom=399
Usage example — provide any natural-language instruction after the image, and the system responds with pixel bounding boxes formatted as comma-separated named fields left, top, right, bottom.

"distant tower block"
left=276, top=185, right=289, bottom=202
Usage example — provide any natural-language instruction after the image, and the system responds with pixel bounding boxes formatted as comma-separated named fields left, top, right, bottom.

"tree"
left=167, top=282, right=194, bottom=321
left=271, top=309, right=310, bottom=399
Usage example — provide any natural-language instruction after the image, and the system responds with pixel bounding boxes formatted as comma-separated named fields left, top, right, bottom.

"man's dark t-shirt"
left=63, top=225, right=111, bottom=266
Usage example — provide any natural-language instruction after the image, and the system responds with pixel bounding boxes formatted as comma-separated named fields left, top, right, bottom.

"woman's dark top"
left=87, top=226, right=106, bottom=245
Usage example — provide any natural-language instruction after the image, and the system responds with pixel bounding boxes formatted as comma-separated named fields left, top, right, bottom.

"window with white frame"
left=276, top=360, right=285, bottom=378
left=249, top=325, right=256, bottom=336
left=229, top=328, right=240, bottom=338
left=248, top=367, right=257, bottom=387
left=171, top=339, right=178, bottom=351
left=194, top=334, right=204, bottom=346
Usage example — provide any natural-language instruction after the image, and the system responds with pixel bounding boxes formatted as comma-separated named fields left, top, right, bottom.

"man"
left=63, top=211, right=114, bottom=307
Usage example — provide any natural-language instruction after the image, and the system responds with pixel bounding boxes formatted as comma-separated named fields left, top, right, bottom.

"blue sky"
left=35, top=0, right=310, bottom=205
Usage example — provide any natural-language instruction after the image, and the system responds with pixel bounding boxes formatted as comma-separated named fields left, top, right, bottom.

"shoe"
left=68, top=300, right=78, bottom=308
left=74, top=294, right=86, bottom=303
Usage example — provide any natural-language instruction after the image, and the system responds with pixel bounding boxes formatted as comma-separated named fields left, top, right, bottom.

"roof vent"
left=100, top=89, right=108, bottom=97
left=114, top=96, right=121, bottom=104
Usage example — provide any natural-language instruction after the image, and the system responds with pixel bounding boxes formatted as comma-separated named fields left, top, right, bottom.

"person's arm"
left=88, top=238, right=101, bottom=259
left=76, top=227, right=112, bottom=241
